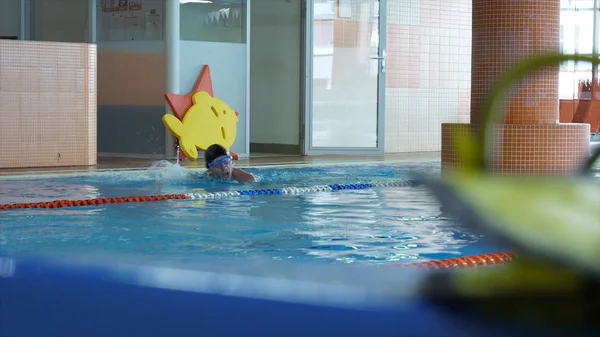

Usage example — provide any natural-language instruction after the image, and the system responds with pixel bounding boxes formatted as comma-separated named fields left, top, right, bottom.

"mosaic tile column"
left=0, top=40, right=97, bottom=169
left=441, top=0, right=590, bottom=175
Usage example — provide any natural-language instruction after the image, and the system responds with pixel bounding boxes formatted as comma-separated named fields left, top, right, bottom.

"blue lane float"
left=184, top=181, right=415, bottom=200
left=0, top=180, right=420, bottom=211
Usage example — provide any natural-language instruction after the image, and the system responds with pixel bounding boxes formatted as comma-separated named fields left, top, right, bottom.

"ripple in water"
left=0, top=161, right=495, bottom=264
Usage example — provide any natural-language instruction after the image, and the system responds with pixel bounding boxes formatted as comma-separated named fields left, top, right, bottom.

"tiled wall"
left=470, top=0, right=559, bottom=125
left=441, top=123, right=590, bottom=175
left=384, top=0, right=471, bottom=153
left=441, top=0, right=590, bottom=175
left=0, top=40, right=97, bottom=169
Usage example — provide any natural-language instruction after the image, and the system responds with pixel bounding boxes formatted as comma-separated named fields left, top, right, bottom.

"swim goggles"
left=208, top=155, right=233, bottom=169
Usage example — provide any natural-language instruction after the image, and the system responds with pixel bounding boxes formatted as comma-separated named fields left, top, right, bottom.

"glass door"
left=304, top=0, right=386, bottom=154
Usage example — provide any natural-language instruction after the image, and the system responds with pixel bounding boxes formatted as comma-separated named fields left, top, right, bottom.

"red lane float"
left=0, top=194, right=189, bottom=210
left=397, top=252, right=517, bottom=269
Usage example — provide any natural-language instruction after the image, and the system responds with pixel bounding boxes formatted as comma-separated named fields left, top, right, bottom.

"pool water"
left=0, top=161, right=502, bottom=265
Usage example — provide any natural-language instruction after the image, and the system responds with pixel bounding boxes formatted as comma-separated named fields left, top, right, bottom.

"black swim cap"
left=204, top=144, right=228, bottom=168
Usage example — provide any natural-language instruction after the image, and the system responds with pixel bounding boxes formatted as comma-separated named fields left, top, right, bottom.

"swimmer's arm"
left=232, top=168, right=256, bottom=183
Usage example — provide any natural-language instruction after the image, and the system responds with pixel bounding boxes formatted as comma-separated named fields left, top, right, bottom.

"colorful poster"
left=128, top=0, right=142, bottom=11
left=101, top=0, right=116, bottom=12
left=115, top=0, right=129, bottom=12
left=145, top=9, right=162, bottom=40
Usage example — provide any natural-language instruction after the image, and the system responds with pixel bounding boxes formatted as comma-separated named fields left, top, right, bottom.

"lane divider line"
left=397, top=252, right=517, bottom=269
left=0, top=181, right=416, bottom=211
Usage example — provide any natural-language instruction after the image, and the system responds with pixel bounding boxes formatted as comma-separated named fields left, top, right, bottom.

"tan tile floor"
left=0, top=152, right=440, bottom=178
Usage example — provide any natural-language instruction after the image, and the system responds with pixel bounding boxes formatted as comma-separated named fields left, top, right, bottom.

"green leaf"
left=454, top=258, right=584, bottom=297
left=443, top=173, right=600, bottom=275
left=453, top=130, right=481, bottom=174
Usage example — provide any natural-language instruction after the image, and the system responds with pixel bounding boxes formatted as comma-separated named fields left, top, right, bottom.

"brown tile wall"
left=0, top=40, right=97, bottom=169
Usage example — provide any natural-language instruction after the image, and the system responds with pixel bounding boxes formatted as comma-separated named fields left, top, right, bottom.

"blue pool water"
left=0, top=161, right=501, bottom=264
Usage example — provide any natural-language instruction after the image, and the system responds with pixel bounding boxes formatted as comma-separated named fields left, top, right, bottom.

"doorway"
left=304, top=0, right=387, bottom=155
left=249, top=0, right=304, bottom=157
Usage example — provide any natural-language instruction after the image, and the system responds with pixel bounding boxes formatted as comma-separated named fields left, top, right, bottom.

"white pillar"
left=594, top=0, right=599, bottom=56
left=88, top=0, right=97, bottom=43
left=19, top=0, right=30, bottom=40
left=165, top=0, right=180, bottom=159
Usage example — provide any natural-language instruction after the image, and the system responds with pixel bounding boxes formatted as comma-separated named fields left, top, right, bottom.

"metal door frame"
left=302, top=0, right=387, bottom=155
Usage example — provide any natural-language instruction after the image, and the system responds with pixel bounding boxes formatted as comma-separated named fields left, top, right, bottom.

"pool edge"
left=0, top=158, right=441, bottom=180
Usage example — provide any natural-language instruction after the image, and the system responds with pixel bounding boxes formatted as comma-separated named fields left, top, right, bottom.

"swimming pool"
left=0, top=160, right=503, bottom=264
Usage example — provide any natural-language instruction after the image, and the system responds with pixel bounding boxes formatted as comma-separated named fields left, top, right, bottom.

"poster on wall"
left=99, top=0, right=162, bottom=41
left=108, top=13, right=125, bottom=40
left=101, top=0, right=142, bottom=12
left=124, top=14, right=143, bottom=40
left=145, top=9, right=163, bottom=40
left=129, top=0, right=142, bottom=11
left=115, top=0, right=129, bottom=12
left=101, top=0, right=116, bottom=12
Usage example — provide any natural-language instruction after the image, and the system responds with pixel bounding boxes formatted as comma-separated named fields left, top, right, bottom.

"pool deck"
left=0, top=152, right=440, bottom=178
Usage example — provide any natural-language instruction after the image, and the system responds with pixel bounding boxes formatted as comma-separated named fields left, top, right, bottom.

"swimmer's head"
left=205, top=144, right=233, bottom=179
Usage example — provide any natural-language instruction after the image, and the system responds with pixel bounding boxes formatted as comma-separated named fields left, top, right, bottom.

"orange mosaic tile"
left=471, top=0, right=560, bottom=125
left=441, top=0, right=591, bottom=175
left=441, top=123, right=590, bottom=175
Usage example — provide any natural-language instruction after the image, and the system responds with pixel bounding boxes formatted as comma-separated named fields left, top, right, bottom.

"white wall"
left=179, top=41, right=248, bottom=157
left=180, top=2, right=245, bottom=43
left=0, top=0, right=20, bottom=38
left=249, top=0, right=302, bottom=146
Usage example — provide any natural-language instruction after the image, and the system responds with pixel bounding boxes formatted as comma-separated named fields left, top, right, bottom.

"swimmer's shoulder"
left=233, top=168, right=256, bottom=183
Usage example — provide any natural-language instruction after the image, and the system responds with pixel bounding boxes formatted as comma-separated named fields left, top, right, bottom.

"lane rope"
left=0, top=181, right=416, bottom=211
left=397, top=252, right=517, bottom=269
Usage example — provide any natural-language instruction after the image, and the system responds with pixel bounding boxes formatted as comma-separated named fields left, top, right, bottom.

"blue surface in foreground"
left=0, top=256, right=591, bottom=337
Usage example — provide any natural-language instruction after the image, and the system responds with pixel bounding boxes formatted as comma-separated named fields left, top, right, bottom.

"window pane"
left=574, top=10, right=594, bottom=57
left=561, top=0, right=594, bottom=9
left=31, top=0, right=89, bottom=43
left=0, top=0, right=21, bottom=39
left=311, top=0, right=380, bottom=148
left=97, top=0, right=164, bottom=42
left=558, top=0, right=596, bottom=99
left=180, top=1, right=246, bottom=43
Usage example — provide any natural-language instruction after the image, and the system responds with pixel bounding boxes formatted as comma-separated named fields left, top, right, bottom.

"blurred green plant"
left=456, top=54, right=600, bottom=173
left=421, top=53, right=600, bottom=325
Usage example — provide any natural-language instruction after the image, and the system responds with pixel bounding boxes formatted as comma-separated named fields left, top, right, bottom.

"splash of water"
left=78, top=161, right=203, bottom=184
left=148, top=161, right=202, bottom=181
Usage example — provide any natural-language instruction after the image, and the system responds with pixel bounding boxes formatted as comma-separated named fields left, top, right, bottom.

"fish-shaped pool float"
left=163, top=91, right=239, bottom=161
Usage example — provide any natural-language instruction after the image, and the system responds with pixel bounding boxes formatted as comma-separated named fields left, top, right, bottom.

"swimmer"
left=204, top=144, right=256, bottom=183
